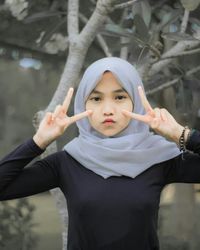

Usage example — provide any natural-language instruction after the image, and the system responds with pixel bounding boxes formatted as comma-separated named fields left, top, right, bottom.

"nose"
left=102, top=102, right=115, bottom=116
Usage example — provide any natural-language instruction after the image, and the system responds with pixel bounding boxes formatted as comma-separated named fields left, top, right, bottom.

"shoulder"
left=42, top=150, right=69, bottom=162
left=42, top=150, right=81, bottom=166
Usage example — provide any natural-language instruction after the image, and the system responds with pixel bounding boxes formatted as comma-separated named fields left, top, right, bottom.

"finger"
left=154, top=108, right=161, bottom=119
left=160, top=108, right=168, bottom=122
left=69, top=110, right=93, bottom=125
left=151, top=118, right=160, bottom=129
left=62, top=88, right=74, bottom=113
left=138, top=86, right=154, bottom=115
left=52, top=105, right=62, bottom=120
left=122, top=109, right=150, bottom=123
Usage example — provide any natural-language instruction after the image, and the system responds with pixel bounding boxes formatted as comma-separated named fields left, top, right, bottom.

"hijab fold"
left=64, top=57, right=180, bottom=179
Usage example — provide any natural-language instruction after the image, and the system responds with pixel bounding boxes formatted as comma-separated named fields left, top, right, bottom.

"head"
left=85, top=71, right=133, bottom=137
left=74, top=57, right=148, bottom=138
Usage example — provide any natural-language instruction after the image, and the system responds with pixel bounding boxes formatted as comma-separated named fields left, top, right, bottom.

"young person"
left=0, top=57, right=200, bottom=250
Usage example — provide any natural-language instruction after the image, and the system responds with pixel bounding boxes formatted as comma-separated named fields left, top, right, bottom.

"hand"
left=33, top=88, right=92, bottom=149
left=122, top=86, right=186, bottom=143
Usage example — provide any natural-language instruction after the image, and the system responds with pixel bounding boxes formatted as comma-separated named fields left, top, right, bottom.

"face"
left=85, top=71, right=133, bottom=137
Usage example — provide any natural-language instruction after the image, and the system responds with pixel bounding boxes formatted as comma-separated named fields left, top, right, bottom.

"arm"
left=0, top=139, right=60, bottom=200
left=0, top=138, right=44, bottom=192
left=164, top=130, right=200, bottom=184
left=121, top=86, right=200, bottom=183
left=0, top=88, right=92, bottom=200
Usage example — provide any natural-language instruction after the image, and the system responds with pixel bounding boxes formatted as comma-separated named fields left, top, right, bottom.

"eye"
left=90, top=96, right=101, bottom=102
left=115, top=95, right=127, bottom=100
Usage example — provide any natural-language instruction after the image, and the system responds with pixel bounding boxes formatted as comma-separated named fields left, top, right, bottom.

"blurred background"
left=0, top=0, right=200, bottom=249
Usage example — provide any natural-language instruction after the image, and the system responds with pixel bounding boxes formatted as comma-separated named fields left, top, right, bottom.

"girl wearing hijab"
left=0, top=57, right=200, bottom=250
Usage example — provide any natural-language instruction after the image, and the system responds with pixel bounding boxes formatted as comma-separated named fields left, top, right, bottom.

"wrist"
left=33, top=133, right=50, bottom=150
left=172, top=125, right=191, bottom=150
left=171, top=125, right=184, bottom=145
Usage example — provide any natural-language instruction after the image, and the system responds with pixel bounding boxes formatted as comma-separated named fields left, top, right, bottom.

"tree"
left=1, top=0, right=200, bottom=249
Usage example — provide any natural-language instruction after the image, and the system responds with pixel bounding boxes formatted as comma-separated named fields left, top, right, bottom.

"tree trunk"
left=33, top=1, right=127, bottom=249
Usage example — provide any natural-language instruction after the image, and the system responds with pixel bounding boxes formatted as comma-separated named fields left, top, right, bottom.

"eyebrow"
left=90, top=88, right=127, bottom=95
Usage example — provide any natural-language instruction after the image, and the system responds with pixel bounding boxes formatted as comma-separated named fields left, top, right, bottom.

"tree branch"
left=114, top=0, right=138, bottom=10
left=79, top=13, right=112, bottom=56
left=120, top=36, right=130, bottom=59
left=68, top=0, right=79, bottom=37
left=158, top=47, right=200, bottom=60
left=119, top=8, right=129, bottom=60
left=79, top=0, right=120, bottom=46
left=96, top=34, right=112, bottom=56
left=0, top=39, right=66, bottom=60
left=146, top=31, right=200, bottom=77
left=180, top=9, right=190, bottom=33
left=47, top=0, right=124, bottom=111
left=146, top=65, right=200, bottom=96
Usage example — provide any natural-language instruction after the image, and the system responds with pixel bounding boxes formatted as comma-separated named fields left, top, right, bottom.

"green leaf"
left=189, top=17, right=200, bottom=31
left=180, top=0, right=200, bottom=11
left=156, top=9, right=182, bottom=32
left=134, top=14, right=150, bottom=43
left=190, top=17, right=200, bottom=26
left=24, top=11, right=65, bottom=23
left=132, top=0, right=151, bottom=27
left=103, top=23, right=131, bottom=37
left=39, top=18, right=67, bottom=47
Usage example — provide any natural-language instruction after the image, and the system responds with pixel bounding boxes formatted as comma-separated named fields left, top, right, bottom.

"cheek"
left=85, top=101, right=98, bottom=113
left=85, top=101, right=90, bottom=110
left=87, top=111, right=97, bottom=125
left=122, top=100, right=133, bottom=112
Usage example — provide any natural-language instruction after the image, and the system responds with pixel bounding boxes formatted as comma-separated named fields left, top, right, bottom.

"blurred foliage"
left=0, top=58, right=64, bottom=155
left=0, top=198, right=38, bottom=250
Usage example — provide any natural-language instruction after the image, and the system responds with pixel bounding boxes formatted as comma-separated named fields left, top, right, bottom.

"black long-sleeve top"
left=0, top=130, right=200, bottom=250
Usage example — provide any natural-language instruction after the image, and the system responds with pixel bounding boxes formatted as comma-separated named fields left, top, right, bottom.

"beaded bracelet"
left=179, top=126, right=189, bottom=152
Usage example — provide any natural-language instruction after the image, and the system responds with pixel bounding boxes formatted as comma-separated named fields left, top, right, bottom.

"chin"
left=99, top=130, right=121, bottom=137
left=101, top=126, right=129, bottom=137
left=104, top=133, right=117, bottom=137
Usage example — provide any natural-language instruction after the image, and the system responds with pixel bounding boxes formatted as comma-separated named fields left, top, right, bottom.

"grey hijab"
left=64, top=57, right=180, bottom=179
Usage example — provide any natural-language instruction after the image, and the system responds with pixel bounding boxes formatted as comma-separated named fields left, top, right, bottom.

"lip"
left=103, top=119, right=115, bottom=123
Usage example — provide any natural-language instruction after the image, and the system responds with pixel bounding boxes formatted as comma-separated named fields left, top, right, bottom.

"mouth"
left=103, top=119, right=116, bottom=124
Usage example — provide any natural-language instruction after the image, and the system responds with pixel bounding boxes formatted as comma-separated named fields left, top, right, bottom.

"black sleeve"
left=0, top=139, right=60, bottom=200
left=164, top=130, right=200, bottom=185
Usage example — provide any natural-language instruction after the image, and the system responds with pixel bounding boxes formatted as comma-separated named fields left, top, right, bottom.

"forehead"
left=92, top=71, right=124, bottom=92
left=98, top=71, right=120, bottom=84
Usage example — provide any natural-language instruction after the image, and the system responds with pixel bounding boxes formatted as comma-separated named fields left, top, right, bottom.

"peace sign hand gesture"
left=122, top=86, right=187, bottom=144
left=33, top=88, right=92, bottom=149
